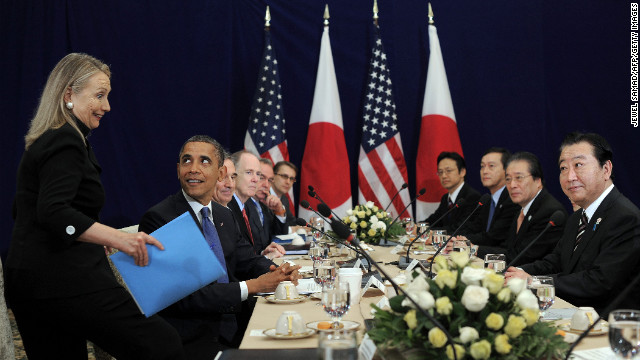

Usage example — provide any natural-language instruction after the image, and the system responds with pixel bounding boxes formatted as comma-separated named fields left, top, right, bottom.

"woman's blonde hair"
left=24, top=53, right=111, bottom=149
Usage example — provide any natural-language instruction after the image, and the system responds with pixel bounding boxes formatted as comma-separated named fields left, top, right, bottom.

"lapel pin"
left=220, top=222, right=224, bottom=227
left=593, top=218, right=601, bottom=231
left=528, top=215, right=532, bottom=222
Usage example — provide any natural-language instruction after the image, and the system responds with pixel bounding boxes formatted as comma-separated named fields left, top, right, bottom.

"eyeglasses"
left=505, top=174, right=533, bottom=184
left=437, top=168, right=457, bottom=177
left=275, top=173, right=297, bottom=182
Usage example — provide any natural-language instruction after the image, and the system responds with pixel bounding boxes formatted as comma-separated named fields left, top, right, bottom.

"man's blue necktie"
left=200, top=207, right=229, bottom=283
left=486, top=198, right=496, bottom=232
left=252, top=199, right=264, bottom=225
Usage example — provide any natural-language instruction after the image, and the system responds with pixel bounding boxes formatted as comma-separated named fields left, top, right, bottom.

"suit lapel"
left=567, top=188, right=619, bottom=271
left=174, top=192, right=203, bottom=232
left=515, top=190, right=545, bottom=245
left=491, top=189, right=510, bottom=228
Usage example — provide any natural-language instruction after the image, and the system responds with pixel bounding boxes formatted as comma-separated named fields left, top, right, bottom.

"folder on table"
left=110, top=212, right=226, bottom=317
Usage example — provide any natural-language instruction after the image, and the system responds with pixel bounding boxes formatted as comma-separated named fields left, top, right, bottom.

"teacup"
left=274, top=281, right=299, bottom=300
left=275, top=311, right=306, bottom=335
left=571, top=307, right=601, bottom=331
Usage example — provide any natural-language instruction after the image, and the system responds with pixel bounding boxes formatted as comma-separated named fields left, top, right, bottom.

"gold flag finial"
left=428, top=2, right=434, bottom=25
left=265, top=6, right=271, bottom=28
left=324, top=4, right=330, bottom=26
left=373, top=0, right=379, bottom=22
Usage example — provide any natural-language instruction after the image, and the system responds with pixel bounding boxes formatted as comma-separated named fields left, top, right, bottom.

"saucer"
left=263, top=328, right=315, bottom=339
left=558, top=321, right=609, bottom=336
left=265, top=295, right=307, bottom=304
left=306, top=320, right=360, bottom=332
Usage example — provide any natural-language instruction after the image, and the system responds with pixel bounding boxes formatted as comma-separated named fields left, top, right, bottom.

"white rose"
left=349, top=215, right=358, bottom=223
left=461, top=267, right=489, bottom=286
left=406, top=274, right=430, bottom=293
left=369, top=215, right=379, bottom=223
left=516, top=290, right=539, bottom=310
left=461, top=285, right=490, bottom=312
left=366, top=201, right=375, bottom=209
left=450, top=251, right=470, bottom=268
left=459, top=326, right=480, bottom=344
left=376, top=222, right=386, bottom=231
left=401, top=290, right=435, bottom=310
left=507, top=278, right=526, bottom=295
left=346, top=209, right=353, bottom=216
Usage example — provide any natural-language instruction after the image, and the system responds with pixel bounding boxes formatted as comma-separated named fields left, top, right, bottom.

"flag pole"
left=428, top=2, right=434, bottom=25
left=323, top=4, right=330, bottom=26
left=373, top=0, right=379, bottom=26
left=265, top=5, right=271, bottom=29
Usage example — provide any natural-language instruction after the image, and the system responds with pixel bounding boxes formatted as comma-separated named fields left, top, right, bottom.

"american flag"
left=245, top=29, right=294, bottom=209
left=357, top=25, right=410, bottom=219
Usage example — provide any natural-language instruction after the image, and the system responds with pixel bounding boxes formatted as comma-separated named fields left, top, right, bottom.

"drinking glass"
left=431, top=230, right=447, bottom=250
left=317, top=329, right=357, bottom=360
left=313, top=259, right=336, bottom=288
left=484, top=254, right=506, bottom=272
left=608, top=309, right=640, bottom=359
left=529, top=276, right=555, bottom=318
left=309, top=241, right=325, bottom=261
left=403, top=217, right=415, bottom=240
left=417, top=222, right=429, bottom=243
left=311, top=217, right=325, bottom=242
left=452, top=239, right=471, bottom=256
left=321, top=281, right=351, bottom=329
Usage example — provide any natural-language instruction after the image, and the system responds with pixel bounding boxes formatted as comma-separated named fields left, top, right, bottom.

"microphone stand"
left=398, top=201, right=462, bottom=269
left=296, top=218, right=372, bottom=273
left=387, top=189, right=426, bottom=230
left=427, top=198, right=487, bottom=278
left=308, top=190, right=343, bottom=222
left=564, top=270, right=640, bottom=360
left=340, top=233, right=459, bottom=360
left=383, top=184, right=408, bottom=213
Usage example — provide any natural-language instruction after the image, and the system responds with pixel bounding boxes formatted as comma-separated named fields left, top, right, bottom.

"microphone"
left=307, top=186, right=344, bottom=222
left=398, top=198, right=467, bottom=269
left=296, top=217, right=371, bottom=272
left=564, top=270, right=640, bottom=360
left=427, top=194, right=490, bottom=278
left=387, top=188, right=426, bottom=229
left=383, top=183, right=408, bottom=213
left=300, top=200, right=328, bottom=222
left=504, top=210, right=566, bottom=269
left=330, top=217, right=460, bottom=360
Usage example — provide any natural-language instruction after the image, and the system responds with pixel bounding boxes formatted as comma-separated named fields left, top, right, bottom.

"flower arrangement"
left=343, top=201, right=404, bottom=245
left=367, top=252, right=568, bottom=359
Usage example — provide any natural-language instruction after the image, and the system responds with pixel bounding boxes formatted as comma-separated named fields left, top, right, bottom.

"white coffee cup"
left=337, top=268, right=363, bottom=306
left=571, top=307, right=601, bottom=331
left=275, top=311, right=306, bottom=335
left=274, top=281, right=299, bottom=300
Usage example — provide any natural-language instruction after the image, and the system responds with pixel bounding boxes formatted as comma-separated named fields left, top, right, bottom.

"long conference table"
left=237, top=241, right=609, bottom=356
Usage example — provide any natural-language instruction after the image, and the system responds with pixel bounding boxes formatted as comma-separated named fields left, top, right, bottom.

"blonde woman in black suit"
left=5, top=53, right=184, bottom=359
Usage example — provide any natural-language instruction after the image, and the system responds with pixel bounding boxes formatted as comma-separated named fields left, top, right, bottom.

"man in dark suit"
left=228, top=150, right=286, bottom=256
left=139, top=136, right=299, bottom=359
left=424, top=152, right=481, bottom=233
left=272, top=160, right=299, bottom=226
left=506, top=133, right=640, bottom=314
left=460, top=147, right=520, bottom=247
left=211, top=153, right=237, bottom=208
left=475, top=152, right=567, bottom=265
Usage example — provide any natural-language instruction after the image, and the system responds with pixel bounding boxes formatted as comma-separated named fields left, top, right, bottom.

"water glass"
left=321, top=281, right=351, bottom=329
left=529, top=276, right=555, bottom=318
left=313, top=259, right=336, bottom=288
left=417, top=222, right=430, bottom=243
left=309, top=242, right=325, bottom=261
left=608, top=309, right=640, bottom=359
left=452, top=239, right=471, bottom=256
left=403, top=217, right=415, bottom=239
left=431, top=229, right=447, bottom=250
left=311, top=216, right=325, bottom=241
left=317, top=329, right=357, bottom=360
left=484, top=254, right=506, bottom=272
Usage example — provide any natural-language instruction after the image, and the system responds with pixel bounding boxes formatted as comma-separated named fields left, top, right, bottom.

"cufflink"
left=66, top=225, right=75, bottom=235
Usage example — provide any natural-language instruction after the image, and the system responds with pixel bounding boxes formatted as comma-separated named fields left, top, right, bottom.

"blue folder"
left=110, top=212, right=226, bottom=317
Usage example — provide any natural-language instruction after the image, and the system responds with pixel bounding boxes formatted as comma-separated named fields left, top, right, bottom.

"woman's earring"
left=66, top=102, right=73, bottom=110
